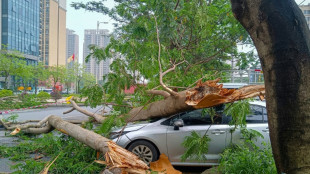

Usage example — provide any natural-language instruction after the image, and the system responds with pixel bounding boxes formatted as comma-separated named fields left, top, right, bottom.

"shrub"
left=19, top=94, right=41, bottom=108
left=218, top=143, right=276, bottom=174
left=36, top=91, right=50, bottom=102
left=218, top=130, right=276, bottom=174
left=50, top=91, right=62, bottom=101
left=0, top=89, right=13, bottom=98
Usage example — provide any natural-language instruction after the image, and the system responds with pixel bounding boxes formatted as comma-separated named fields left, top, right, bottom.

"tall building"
left=300, top=3, right=310, bottom=28
left=66, top=29, right=79, bottom=67
left=0, top=0, right=40, bottom=64
left=83, top=29, right=110, bottom=83
left=0, top=0, right=41, bottom=89
left=40, top=0, right=67, bottom=66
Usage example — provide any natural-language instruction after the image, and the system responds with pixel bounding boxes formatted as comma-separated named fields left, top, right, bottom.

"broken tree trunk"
left=7, top=115, right=148, bottom=173
left=47, top=115, right=149, bottom=173
left=127, top=79, right=265, bottom=122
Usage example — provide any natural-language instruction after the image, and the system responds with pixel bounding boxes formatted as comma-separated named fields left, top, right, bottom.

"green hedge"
left=0, top=89, right=13, bottom=98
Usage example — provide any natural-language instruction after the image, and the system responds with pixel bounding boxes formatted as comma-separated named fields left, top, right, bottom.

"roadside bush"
left=19, top=94, right=41, bottom=108
left=36, top=91, right=50, bottom=102
left=50, top=91, right=62, bottom=101
left=218, top=130, right=276, bottom=174
left=0, top=89, right=13, bottom=98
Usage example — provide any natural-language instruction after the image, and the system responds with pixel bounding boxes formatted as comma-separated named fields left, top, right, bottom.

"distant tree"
left=0, top=50, right=27, bottom=89
left=48, top=65, right=66, bottom=91
left=63, top=65, right=76, bottom=94
left=31, top=63, right=49, bottom=94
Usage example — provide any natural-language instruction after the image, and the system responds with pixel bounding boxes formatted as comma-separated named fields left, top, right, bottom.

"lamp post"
left=95, top=21, right=108, bottom=84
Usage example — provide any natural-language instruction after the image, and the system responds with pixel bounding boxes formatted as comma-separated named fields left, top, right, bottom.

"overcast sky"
left=66, top=0, right=310, bottom=64
left=66, top=0, right=115, bottom=64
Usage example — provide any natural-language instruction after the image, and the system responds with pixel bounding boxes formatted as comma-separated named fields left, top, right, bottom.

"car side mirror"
left=173, top=119, right=184, bottom=130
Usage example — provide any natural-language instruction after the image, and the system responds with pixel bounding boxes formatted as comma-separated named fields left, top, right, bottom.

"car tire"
left=127, top=140, right=159, bottom=164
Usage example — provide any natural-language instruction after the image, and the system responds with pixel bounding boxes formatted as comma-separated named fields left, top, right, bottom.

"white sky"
left=66, top=0, right=310, bottom=64
left=66, top=0, right=116, bottom=64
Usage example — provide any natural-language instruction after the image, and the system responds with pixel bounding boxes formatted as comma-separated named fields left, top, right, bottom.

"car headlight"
left=109, top=131, right=130, bottom=140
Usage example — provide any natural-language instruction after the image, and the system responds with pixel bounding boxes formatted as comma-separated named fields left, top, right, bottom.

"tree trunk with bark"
left=231, top=0, right=310, bottom=173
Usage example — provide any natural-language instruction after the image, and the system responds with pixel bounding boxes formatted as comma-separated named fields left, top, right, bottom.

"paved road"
left=0, top=105, right=109, bottom=122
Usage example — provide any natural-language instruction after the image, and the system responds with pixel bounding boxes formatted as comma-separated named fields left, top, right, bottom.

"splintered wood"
left=96, top=141, right=149, bottom=174
left=185, top=78, right=265, bottom=109
left=96, top=142, right=181, bottom=174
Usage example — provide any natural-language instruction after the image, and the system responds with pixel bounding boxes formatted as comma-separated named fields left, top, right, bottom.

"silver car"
left=110, top=101, right=269, bottom=166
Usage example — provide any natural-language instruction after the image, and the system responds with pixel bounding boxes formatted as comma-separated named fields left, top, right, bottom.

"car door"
left=166, top=109, right=230, bottom=164
left=229, top=104, right=270, bottom=147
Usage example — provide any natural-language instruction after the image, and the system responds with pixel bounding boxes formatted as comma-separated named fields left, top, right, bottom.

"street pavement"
left=0, top=105, right=109, bottom=122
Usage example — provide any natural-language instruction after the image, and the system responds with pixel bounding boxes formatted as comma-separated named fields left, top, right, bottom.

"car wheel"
left=127, top=140, right=159, bottom=164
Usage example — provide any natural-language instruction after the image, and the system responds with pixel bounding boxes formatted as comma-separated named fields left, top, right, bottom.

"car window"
left=161, top=105, right=225, bottom=126
left=246, top=105, right=268, bottom=123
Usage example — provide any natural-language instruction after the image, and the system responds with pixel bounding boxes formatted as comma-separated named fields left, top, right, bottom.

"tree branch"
left=154, top=16, right=181, bottom=97
left=68, top=97, right=106, bottom=123
left=63, top=107, right=76, bottom=114
left=146, top=90, right=170, bottom=98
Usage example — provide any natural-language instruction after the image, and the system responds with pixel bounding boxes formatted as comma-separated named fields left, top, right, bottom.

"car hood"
left=111, top=122, right=149, bottom=132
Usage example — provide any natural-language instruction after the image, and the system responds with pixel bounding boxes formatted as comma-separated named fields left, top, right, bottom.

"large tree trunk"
left=128, top=81, right=265, bottom=122
left=231, top=0, right=310, bottom=173
left=128, top=91, right=193, bottom=122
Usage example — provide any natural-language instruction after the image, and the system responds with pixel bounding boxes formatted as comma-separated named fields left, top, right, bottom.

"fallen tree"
left=0, top=79, right=265, bottom=173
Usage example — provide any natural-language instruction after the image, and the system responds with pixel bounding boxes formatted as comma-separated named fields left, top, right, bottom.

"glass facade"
left=1, top=0, right=40, bottom=59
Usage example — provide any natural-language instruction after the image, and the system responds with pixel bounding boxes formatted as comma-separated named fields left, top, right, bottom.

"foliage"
left=0, top=133, right=103, bottom=173
left=80, top=85, right=104, bottom=108
left=181, top=131, right=211, bottom=161
left=36, top=91, right=50, bottom=102
left=96, top=110, right=124, bottom=137
left=0, top=89, right=13, bottom=98
left=224, top=100, right=251, bottom=129
left=2, top=114, right=19, bottom=123
left=0, top=49, right=27, bottom=89
left=18, top=94, right=41, bottom=108
left=50, top=91, right=62, bottom=100
left=218, top=130, right=276, bottom=174
left=71, top=0, right=254, bottom=113
left=241, top=127, right=264, bottom=142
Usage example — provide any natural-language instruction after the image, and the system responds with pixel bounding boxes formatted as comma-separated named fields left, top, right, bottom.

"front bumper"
left=112, top=135, right=131, bottom=148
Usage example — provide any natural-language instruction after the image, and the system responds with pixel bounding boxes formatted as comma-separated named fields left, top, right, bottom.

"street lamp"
left=96, top=21, right=108, bottom=84
left=96, top=21, right=109, bottom=46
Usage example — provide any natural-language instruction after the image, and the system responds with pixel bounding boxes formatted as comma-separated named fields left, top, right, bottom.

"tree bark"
left=231, top=0, right=310, bottom=173
left=45, top=116, right=149, bottom=173
left=127, top=91, right=193, bottom=122
left=127, top=82, right=265, bottom=122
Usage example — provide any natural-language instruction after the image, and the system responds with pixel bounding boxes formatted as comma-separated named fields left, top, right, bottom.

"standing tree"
left=0, top=51, right=26, bottom=89
left=73, top=0, right=253, bottom=110
left=48, top=66, right=66, bottom=100
left=30, top=62, right=49, bottom=94
left=230, top=0, right=310, bottom=173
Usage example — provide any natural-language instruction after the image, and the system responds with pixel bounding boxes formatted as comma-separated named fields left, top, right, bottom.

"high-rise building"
left=66, top=29, right=79, bottom=67
left=83, top=29, right=110, bottom=83
left=300, top=3, right=310, bottom=28
left=40, top=0, right=67, bottom=66
left=0, top=0, right=40, bottom=64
